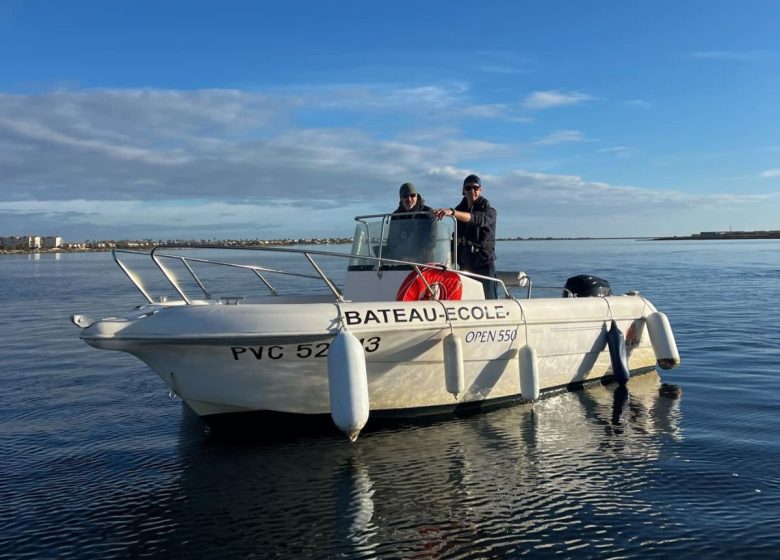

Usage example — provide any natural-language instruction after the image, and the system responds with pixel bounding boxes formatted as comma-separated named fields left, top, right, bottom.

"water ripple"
left=3, top=244, right=780, bottom=558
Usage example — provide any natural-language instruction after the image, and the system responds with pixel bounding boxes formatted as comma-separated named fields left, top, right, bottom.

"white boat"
left=72, top=213, right=680, bottom=440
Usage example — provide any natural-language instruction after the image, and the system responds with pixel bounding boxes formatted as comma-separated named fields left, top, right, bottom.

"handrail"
left=151, top=247, right=192, bottom=304
left=303, top=252, right=344, bottom=301
left=112, top=249, right=154, bottom=303
left=377, top=215, right=389, bottom=272
left=111, top=245, right=453, bottom=305
left=111, top=243, right=520, bottom=306
left=181, top=257, right=210, bottom=299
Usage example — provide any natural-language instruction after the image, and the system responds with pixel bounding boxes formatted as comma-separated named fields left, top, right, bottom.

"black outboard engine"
left=563, top=274, right=612, bottom=298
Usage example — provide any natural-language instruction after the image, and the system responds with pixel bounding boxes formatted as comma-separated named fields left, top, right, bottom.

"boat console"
left=344, top=213, right=485, bottom=301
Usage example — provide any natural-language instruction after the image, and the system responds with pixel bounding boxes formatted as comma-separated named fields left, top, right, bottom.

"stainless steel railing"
left=112, top=245, right=515, bottom=305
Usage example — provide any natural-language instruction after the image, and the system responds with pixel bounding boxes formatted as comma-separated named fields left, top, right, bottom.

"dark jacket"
left=454, top=196, right=497, bottom=270
left=393, top=195, right=432, bottom=217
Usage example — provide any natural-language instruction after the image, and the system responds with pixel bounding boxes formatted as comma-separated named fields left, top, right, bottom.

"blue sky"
left=1, top=0, right=778, bottom=240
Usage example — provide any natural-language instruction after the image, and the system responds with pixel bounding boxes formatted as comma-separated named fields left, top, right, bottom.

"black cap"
left=399, top=182, right=418, bottom=196
left=463, top=174, right=481, bottom=187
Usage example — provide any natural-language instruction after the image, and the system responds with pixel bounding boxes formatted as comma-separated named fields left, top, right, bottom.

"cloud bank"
left=0, top=87, right=772, bottom=240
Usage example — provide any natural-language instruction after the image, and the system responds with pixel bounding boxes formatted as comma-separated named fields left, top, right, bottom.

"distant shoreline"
left=502, top=230, right=780, bottom=241
left=651, top=233, right=780, bottom=241
left=0, top=238, right=353, bottom=255
left=498, top=236, right=654, bottom=241
left=3, top=231, right=779, bottom=255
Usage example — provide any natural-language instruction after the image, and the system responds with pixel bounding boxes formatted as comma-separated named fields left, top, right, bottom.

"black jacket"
left=454, top=196, right=497, bottom=269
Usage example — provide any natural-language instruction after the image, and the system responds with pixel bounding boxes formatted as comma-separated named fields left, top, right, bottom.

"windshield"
left=349, top=213, right=455, bottom=270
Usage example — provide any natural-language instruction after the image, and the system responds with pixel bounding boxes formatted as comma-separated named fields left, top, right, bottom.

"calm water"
left=2, top=240, right=779, bottom=559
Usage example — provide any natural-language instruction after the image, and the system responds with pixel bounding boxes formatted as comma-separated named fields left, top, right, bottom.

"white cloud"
left=473, top=51, right=535, bottom=75
left=686, top=50, right=773, bottom=62
left=0, top=88, right=533, bottom=206
left=597, top=146, right=631, bottom=158
left=761, top=169, right=780, bottom=178
left=493, top=169, right=773, bottom=209
left=371, top=85, right=456, bottom=109
left=460, top=103, right=509, bottom=118
left=1, top=87, right=775, bottom=240
left=0, top=116, right=190, bottom=165
left=625, top=99, right=652, bottom=109
left=476, top=64, right=528, bottom=75
left=534, top=129, right=585, bottom=145
left=521, top=90, right=593, bottom=110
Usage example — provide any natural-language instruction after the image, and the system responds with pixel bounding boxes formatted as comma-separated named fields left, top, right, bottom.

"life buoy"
left=396, top=265, right=463, bottom=301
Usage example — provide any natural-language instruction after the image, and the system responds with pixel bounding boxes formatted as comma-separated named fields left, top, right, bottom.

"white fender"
left=518, top=345, right=540, bottom=401
left=645, top=311, right=680, bottom=370
left=327, top=330, right=369, bottom=441
left=442, top=333, right=465, bottom=398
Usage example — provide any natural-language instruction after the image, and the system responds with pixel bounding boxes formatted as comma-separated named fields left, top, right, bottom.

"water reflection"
left=1, top=367, right=684, bottom=559
left=335, top=455, right=377, bottom=555
left=611, top=384, right=631, bottom=425
left=154, top=371, right=683, bottom=558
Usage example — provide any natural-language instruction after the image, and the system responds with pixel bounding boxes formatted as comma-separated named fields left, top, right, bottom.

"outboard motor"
left=563, top=274, right=612, bottom=298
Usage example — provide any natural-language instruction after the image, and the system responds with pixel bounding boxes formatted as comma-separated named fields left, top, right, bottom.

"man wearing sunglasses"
left=393, top=182, right=432, bottom=216
left=387, top=182, right=435, bottom=262
left=434, top=174, right=498, bottom=299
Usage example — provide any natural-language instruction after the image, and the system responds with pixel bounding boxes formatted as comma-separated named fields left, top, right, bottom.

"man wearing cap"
left=386, top=182, right=435, bottom=262
left=393, top=182, right=432, bottom=216
left=434, top=174, right=498, bottom=299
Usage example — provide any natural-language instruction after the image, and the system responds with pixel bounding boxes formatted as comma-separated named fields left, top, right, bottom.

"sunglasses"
left=464, top=185, right=480, bottom=192
left=401, top=193, right=417, bottom=199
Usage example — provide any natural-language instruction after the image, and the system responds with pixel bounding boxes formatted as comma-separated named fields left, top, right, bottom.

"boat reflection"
left=157, top=370, right=683, bottom=558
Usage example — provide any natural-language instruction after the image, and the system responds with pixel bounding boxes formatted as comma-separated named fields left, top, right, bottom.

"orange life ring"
left=396, top=265, right=463, bottom=301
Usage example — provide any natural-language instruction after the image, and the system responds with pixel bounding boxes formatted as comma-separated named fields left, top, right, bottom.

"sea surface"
left=1, top=239, right=779, bottom=559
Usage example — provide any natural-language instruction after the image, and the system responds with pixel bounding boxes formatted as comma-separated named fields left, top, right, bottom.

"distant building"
left=5, top=236, right=42, bottom=249
left=42, top=236, right=63, bottom=249
left=1, top=235, right=62, bottom=250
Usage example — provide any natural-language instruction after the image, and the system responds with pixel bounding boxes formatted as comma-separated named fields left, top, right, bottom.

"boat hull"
left=80, top=295, right=662, bottom=422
